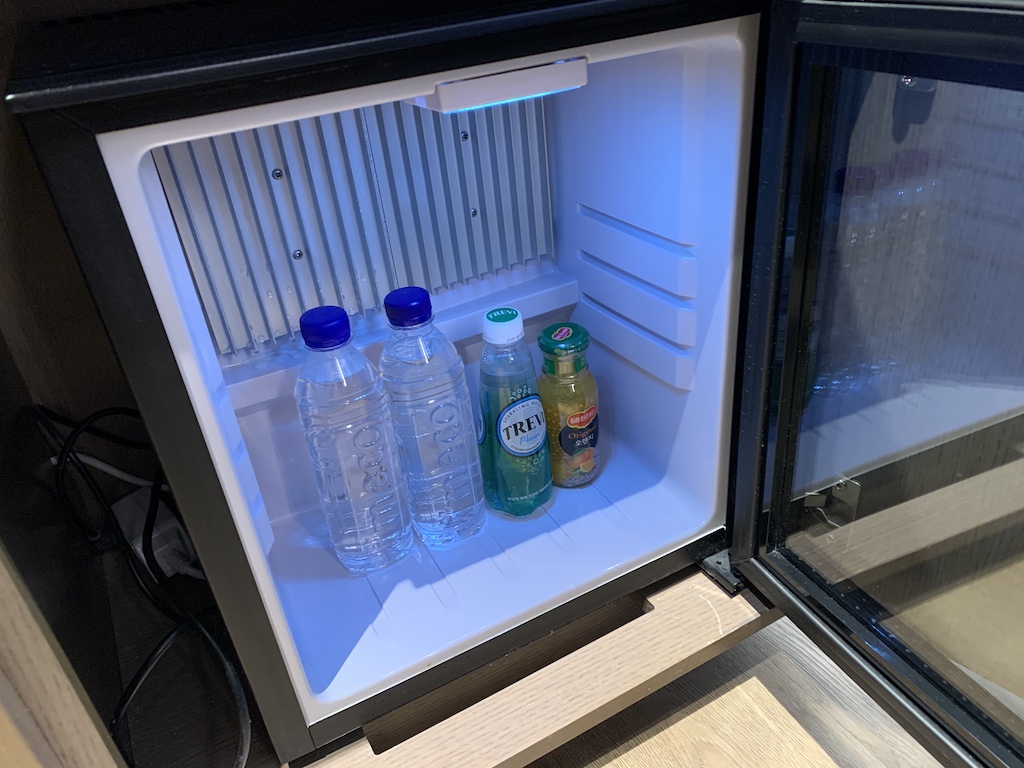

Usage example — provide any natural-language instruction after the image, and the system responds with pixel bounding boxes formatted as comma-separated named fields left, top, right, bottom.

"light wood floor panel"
left=315, top=573, right=774, bottom=768
left=530, top=618, right=940, bottom=768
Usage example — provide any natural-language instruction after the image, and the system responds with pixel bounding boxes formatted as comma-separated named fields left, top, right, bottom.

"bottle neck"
left=305, top=338, right=353, bottom=353
left=542, top=353, right=588, bottom=377
left=484, top=336, right=526, bottom=352
left=388, top=319, right=435, bottom=338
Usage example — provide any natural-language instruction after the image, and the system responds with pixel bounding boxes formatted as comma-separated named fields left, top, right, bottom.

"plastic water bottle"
left=294, top=306, right=413, bottom=573
left=478, top=307, right=552, bottom=517
left=379, top=287, right=486, bottom=546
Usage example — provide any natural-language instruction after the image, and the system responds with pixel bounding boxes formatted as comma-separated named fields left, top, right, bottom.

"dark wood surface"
left=0, top=319, right=124, bottom=724
left=1, top=0, right=159, bottom=528
left=1, top=0, right=142, bottom=417
left=0, top=5, right=220, bottom=758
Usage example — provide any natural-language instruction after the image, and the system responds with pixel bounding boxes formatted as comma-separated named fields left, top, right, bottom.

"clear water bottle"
left=294, top=306, right=413, bottom=573
left=379, top=287, right=486, bottom=546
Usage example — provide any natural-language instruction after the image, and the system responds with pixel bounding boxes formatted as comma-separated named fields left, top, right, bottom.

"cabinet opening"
left=97, top=16, right=756, bottom=727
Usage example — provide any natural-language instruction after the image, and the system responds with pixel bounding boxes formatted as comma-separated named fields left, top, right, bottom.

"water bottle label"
left=496, top=395, right=547, bottom=456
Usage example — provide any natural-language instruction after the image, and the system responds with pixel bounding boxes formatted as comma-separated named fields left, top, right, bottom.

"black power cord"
left=34, top=404, right=152, bottom=450
left=53, top=407, right=148, bottom=518
left=141, top=467, right=251, bottom=768
left=31, top=406, right=180, bottom=622
left=106, top=605, right=224, bottom=750
left=108, top=622, right=190, bottom=735
left=30, top=405, right=250, bottom=767
left=30, top=408, right=108, bottom=543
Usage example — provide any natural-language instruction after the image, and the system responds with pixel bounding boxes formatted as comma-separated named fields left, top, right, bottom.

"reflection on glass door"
left=780, top=68, right=1024, bottom=749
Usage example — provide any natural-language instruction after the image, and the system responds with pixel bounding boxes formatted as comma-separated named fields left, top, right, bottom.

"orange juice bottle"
left=537, top=323, right=599, bottom=488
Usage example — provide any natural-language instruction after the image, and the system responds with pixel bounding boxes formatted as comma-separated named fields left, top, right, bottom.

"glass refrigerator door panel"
left=778, top=67, right=1024, bottom=754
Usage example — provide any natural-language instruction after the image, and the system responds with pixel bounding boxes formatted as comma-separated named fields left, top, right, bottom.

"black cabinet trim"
left=6, top=0, right=762, bottom=126
left=729, top=0, right=799, bottom=563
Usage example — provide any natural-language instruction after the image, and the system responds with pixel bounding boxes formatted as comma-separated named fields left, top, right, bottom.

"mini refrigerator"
left=7, top=0, right=1024, bottom=765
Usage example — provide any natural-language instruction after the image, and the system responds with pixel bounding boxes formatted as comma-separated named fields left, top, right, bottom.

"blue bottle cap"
left=299, top=306, right=351, bottom=349
left=384, top=286, right=433, bottom=328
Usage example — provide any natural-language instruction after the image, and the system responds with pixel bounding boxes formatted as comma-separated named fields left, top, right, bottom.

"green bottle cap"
left=482, top=307, right=524, bottom=345
left=537, top=322, right=590, bottom=356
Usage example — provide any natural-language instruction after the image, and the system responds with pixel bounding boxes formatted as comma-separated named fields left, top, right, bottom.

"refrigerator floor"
left=266, top=437, right=717, bottom=724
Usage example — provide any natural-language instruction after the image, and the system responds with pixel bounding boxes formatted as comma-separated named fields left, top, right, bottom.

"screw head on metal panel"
left=900, top=75, right=916, bottom=87
left=835, top=481, right=847, bottom=490
left=272, top=168, right=284, bottom=179
left=292, top=250, right=304, bottom=260
left=470, top=208, right=478, bottom=218
left=461, top=131, right=469, bottom=142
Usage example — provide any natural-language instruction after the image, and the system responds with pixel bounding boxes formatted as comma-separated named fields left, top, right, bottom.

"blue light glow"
left=443, top=85, right=583, bottom=114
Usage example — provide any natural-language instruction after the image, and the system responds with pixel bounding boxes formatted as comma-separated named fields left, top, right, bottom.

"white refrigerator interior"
left=97, top=16, right=758, bottom=725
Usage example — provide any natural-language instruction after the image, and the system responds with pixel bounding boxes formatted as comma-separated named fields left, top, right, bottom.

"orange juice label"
left=545, top=395, right=599, bottom=488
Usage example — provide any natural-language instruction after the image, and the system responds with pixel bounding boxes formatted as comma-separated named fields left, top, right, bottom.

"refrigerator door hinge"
left=699, top=549, right=744, bottom=595
left=800, top=477, right=861, bottom=529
